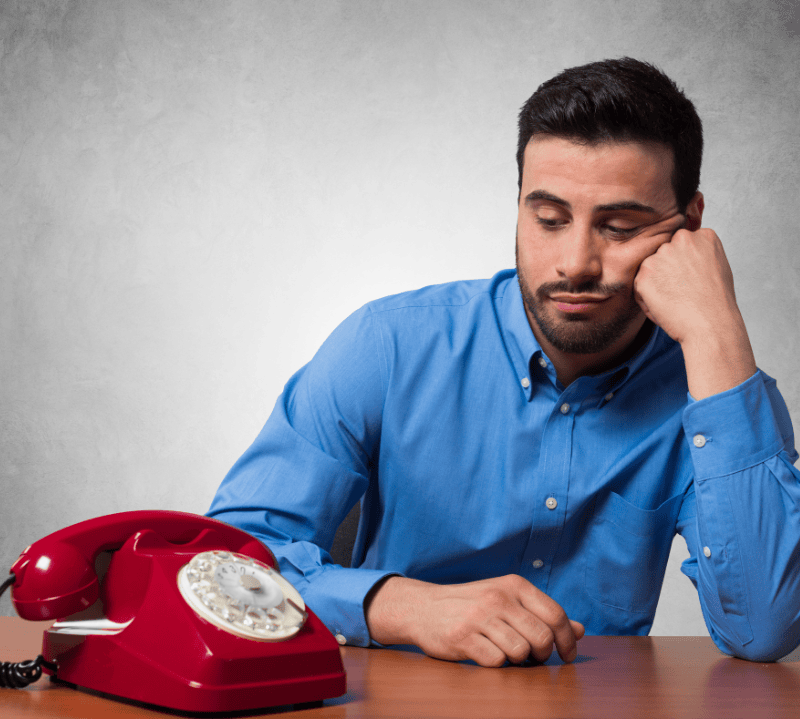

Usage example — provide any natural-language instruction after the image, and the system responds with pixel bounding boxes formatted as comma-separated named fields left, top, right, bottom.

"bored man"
left=208, top=57, right=800, bottom=665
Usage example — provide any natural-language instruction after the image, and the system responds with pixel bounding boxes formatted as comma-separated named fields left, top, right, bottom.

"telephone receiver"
left=3, top=510, right=346, bottom=712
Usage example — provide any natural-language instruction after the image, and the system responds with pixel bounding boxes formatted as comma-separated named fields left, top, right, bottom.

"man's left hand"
left=633, top=227, right=757, bottom=399
left=634, top=227, right=737, bottom=344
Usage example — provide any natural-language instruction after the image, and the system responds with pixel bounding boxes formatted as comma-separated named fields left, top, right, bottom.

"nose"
left=555, top=224, right=602, bottom=285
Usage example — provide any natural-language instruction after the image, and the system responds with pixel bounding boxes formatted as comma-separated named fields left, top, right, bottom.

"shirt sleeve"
left=206, top=304, right=397, bottom=646
left=677, top=369, right=800, bottom=661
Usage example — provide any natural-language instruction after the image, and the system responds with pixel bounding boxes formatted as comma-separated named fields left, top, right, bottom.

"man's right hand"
left=363, top=574, right=584, bottom=667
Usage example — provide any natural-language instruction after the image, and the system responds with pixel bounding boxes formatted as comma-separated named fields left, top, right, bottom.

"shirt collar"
left=497, top=271, right=541, bottom=401
left=497, top=270, right=673, bottom=403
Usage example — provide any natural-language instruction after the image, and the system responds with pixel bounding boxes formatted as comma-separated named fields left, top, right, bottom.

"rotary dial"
left=177, top=550, right=307, bottom=641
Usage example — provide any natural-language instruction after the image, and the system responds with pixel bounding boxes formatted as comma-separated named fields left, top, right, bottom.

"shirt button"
left=693, top=434, right=707, bottom=448
left=538, top=356, right=548, bottom=368
left=545, top=497, right=558, bottom=510
left=560, top=403, right=570, bottom=414
left=521, top=377, right=530, bottom=388
left=532, top=559, right=544, bottom=569
left=335, top=633, right=347, bottom=645
left=703, top=546, right=712, bottom=558
left=605, top=392, right=614, bottom=401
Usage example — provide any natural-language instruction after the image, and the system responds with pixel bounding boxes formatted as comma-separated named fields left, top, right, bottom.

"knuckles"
left=429, top=575, right=573, bottom=668
left=475, top=576, right=523, bottom=609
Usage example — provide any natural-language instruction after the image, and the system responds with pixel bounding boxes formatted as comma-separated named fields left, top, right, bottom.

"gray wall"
left=1, top=0, right=798, bottom=637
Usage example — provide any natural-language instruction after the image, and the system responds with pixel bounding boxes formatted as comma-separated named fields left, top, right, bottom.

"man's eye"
left=536, top=217, right=564, bottom=229
left=603, top=223, right=638, bottom=238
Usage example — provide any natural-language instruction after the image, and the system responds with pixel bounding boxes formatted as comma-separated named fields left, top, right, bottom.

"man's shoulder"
left=364, top=269, right=517, bottom=316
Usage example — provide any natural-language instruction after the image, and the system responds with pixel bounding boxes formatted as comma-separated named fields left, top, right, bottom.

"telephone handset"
left=2, top=510, right=346, bottom=712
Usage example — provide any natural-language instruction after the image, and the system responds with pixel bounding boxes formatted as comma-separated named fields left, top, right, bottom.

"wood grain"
left=2, top=618, right=799, bottom=718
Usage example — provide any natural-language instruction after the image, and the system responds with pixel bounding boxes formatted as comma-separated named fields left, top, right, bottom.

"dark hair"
left=517, top=57, right=703, bottom=212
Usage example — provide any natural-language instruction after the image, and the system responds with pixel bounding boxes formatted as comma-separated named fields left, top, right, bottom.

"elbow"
left=724, top=628, right=800, bottom=663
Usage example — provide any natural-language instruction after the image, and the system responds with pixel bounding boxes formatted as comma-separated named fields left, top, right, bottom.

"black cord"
left=0, top=573, right=58, bottom=688
left=1, top=656, right=50, bottom=688
left=0, top=574, right=14, bottom=596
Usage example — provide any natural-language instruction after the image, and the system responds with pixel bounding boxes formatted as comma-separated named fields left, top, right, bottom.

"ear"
left=684, top=192, right=704, bottom=231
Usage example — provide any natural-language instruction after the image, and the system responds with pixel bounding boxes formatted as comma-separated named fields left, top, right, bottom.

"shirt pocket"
left=584, top=491, right=682, bottom=614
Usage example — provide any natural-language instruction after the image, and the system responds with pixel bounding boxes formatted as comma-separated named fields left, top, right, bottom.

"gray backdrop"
left=2, top=0, right=798, bottom=636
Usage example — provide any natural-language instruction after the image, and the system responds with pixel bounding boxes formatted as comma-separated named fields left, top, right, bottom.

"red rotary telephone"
left=2, top=510, right=346, bottom=712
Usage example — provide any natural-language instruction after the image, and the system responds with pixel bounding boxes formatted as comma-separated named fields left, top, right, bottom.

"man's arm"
left=635, top=224, right=800, bottom=660
left=677, top=370, right=800, bottom=660
left=207, top=304, right=396, bottom=647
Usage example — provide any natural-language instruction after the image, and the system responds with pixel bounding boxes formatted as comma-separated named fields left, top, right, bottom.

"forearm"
left=679, top=311, right=757, bottom=400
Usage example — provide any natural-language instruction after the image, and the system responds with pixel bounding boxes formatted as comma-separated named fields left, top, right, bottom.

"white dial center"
left=178, top=550, right=306, bottom=641
left=213, top=561, right=284, bottom=609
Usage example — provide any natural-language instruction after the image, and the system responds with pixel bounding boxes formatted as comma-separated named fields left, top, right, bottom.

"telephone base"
left=48, top=675, right=334, bottom=716
left=42, top=609, right=346, bottom=712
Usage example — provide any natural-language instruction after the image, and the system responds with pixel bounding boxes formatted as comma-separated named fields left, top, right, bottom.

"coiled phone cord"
left=0, top=573, right=58, bottom=688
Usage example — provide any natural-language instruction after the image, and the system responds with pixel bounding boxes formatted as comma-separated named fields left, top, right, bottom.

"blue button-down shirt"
left=208, top=270, right=800, bottom=661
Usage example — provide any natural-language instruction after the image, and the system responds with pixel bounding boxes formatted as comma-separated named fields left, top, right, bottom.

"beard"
left=516, top=259, right=643, bottom=356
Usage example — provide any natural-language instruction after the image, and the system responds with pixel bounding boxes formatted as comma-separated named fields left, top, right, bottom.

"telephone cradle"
left=5, top=510, right=346, bottom=712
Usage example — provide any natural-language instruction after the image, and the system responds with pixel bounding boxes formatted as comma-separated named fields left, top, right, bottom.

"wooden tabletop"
left=2, top=617, right=799, bottom=718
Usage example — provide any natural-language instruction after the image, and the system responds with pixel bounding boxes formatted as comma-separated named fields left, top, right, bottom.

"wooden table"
left=2, top=617, right=799, bottom=718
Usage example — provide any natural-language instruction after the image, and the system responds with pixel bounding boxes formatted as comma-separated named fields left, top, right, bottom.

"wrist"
left=680, top=317, right=757, bottom=400
left=364, top=576, right=427, bottom=646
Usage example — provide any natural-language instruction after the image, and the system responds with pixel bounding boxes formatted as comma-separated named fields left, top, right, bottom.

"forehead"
left=521, top=136, right=676, bottom=209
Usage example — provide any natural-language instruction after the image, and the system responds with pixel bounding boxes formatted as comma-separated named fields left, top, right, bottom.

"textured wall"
left=1, top=0, right=798, bottom=637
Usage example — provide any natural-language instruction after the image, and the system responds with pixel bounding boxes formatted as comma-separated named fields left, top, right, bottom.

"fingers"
left=479, top=616, right=538, bottom=666
left=477, top=611, right=583, bottom=666
left=470, top=576, right=581, bottom=665
left=465, top=614, right=563, bottom=667
left=462, top=630, right=515, bottom=668
left=515, top=578, right=581, bottom=663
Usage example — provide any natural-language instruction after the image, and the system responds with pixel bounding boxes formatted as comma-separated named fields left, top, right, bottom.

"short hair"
left=517, top=57, right=703, bottom=212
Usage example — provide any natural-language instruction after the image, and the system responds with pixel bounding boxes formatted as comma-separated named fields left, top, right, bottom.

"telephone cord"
left=0, top=573, right=58, bottom=688
left=0, top=574, right=14, bottom=596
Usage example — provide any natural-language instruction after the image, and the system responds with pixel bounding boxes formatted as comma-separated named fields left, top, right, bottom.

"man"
left=208, top=58, right=800, bottom=665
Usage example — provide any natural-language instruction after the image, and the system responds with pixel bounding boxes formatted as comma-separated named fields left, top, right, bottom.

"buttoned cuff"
left=285, top=563, right=401, bottom=647
left=682, top=370, right=785, bottom=480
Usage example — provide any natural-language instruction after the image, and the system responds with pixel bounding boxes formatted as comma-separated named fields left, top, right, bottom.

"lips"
left=550, top=294, right=610, bottom=313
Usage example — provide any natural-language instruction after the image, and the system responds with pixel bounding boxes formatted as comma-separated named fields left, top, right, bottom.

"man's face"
left=516, top=136, right=686, bottom=358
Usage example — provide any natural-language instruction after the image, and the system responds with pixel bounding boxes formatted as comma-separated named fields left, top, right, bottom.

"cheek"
left=516, top=224, right=553, bottom=266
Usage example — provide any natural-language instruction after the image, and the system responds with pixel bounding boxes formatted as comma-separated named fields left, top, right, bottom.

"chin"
left=534, top=305, right=643, bottom=356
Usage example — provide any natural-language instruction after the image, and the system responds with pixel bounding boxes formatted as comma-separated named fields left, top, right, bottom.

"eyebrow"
left=524, top=190, right=659, bottom=215
left=524, top=190, right=571, bottom=209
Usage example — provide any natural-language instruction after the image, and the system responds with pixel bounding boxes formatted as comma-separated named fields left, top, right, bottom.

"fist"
left=633, top=227, right=739, bottom=345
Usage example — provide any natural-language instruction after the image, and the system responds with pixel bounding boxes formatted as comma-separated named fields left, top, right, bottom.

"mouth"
left=549, top=294, right=611, bottom=313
